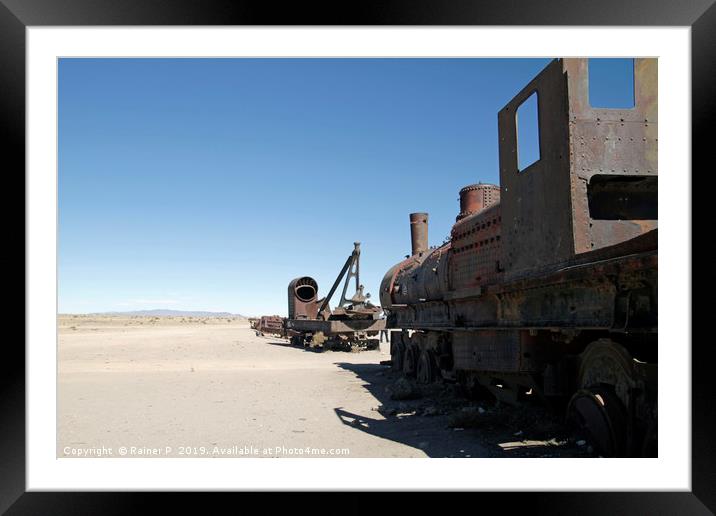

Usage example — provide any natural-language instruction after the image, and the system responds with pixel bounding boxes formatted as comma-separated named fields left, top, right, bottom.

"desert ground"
left=58, top=315, right=591, bottom=458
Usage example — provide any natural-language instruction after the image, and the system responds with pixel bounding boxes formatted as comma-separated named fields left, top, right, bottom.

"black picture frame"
left=3, top=1, right=712, bottom=513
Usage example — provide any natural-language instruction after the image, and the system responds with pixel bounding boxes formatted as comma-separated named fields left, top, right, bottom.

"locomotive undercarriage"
left=390, top=326, right=656, bottom=457
left=290, top=330, right=381, bottom=352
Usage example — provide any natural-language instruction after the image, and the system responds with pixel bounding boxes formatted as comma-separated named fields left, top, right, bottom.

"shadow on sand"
left=265, top=340, right=294, bottom=348
left=265, top=341, right=376, bottom=353
left=332, top=362, right=592, bottom=458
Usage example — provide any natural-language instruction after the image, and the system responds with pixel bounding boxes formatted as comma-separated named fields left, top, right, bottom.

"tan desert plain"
left=57, top=314, right=592, bottom=458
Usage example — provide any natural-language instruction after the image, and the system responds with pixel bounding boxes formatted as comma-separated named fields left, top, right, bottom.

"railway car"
left=379, top=58, right=657, bottom=457
left=254, top=315, right=286, bottom=338
left=285, top=243, right=385, bottom=351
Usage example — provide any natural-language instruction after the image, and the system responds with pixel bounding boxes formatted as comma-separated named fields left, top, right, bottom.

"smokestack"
left=409, top=212, right=429, bottom=256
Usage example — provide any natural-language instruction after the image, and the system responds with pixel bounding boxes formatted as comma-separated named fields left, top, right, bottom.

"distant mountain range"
left=88, top=309, right=246, bottom=318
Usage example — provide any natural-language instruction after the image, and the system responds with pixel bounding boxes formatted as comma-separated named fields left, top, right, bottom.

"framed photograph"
left=5, top=0, right=712, bottom=512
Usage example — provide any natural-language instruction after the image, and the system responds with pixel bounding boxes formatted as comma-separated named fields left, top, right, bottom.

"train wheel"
left=568, top=339, right=635, bottom=456
left=402, top=344, right=419, bottom=378
left=391, top=339, right=405, bottom=373
left=416, top=349, right=438, bottom=384
left=567, top=386, right=628, bottom=457
left=577, top=339, right=635, bottom=408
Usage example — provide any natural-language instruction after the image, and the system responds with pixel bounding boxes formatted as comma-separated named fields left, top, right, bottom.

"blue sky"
left=58, top=58, right=634, bottom=316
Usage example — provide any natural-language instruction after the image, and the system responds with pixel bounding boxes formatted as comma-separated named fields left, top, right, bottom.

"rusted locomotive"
left=254, top=315, right=286, bottom=337
left=285, top=242, right=386, bottom=351
left=380, top=58, right=657, bottom=457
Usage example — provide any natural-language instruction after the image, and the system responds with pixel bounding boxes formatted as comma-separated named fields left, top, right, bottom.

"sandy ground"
left=58, top=315, right=589, bottom=458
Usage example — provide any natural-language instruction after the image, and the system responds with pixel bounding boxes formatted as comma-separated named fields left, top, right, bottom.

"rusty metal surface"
left=565, top=58, right=658, bottom=255
left=498, top=59, right=576, bottom=278
left=287, top=243, right=384, bottom=344
left=388, top=244, right=656, bottom=331
left=379, top=257, right=412, bottom=308
left=318, top=242, right=376, bottom=315
left=456, top=183, right=500, bottom=221
left=409, top=213, right=429, bottom=256
left=381, top=246, right=448, bottom=306
left=449, top=203, right=503, bottom=291
left=287, top=276, right=320, bottom=320
left=255, top=315, right=285, bottom=336
left=285, top=317, right=385, bottom=334
left=382, top=193, right=504, bottom=306
left=497, top=58, right=657, bottom=280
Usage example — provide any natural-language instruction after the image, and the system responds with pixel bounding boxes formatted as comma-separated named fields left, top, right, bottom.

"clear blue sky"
left=58, top=58, right=634, bottom=316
